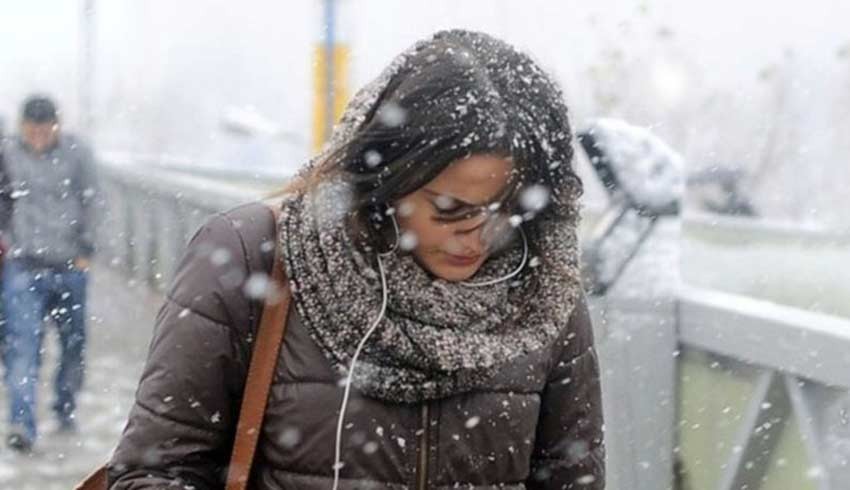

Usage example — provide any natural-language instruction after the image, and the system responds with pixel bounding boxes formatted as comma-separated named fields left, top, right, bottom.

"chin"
left=414, top=252, right=485, bottom=282
left=429, top=262, right=483, bottom=282
left=435, top=270, right=475, bottom=282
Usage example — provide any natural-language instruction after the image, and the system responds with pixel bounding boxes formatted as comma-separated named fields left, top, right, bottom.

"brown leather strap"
left=75, top=202, right=290, bottom=490
left=225, top=202, right=291, bottom=490
left=73, top=465, right=107, bottom=490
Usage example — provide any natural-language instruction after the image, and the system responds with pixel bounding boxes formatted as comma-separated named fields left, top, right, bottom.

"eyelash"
left=432, top=205, right=484, bottom=224
left=437, top=205, right=464, bottom=215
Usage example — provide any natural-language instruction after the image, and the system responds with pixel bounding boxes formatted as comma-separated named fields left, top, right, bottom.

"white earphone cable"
left=331, top=252, right=390, bottom=490
left=461, top=227, right=529, bottom=288
left=331, top=225, right=526, bottom=489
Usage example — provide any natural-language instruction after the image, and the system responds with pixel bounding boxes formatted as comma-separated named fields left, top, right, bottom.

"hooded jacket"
left=107, top=201, right=604, bottom=490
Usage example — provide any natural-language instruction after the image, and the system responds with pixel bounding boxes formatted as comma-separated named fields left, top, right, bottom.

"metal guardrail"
left=681, top=211, right=850, bottom=247
left=95, top=161, right=850, bottom=489
left=95, top=161, right=266, bottom=290
left=676, top=286, right=850, bottom=490
left=100, top=150, right=294, bottom=190
left=679, top=286, right=850, bottom=389
left=582, top=206, right=850, bottom=246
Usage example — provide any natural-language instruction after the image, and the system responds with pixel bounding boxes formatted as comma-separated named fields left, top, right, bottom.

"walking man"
left=0, top=95, right=99, bottom=452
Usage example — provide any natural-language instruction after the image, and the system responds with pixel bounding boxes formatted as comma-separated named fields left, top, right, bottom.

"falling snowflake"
left=279, top=427, right=301, bottom=448
left=210, top=248, right=232, bottom=266
left=575, top=474, right=596, bottom=485
left=519, top=184, right=550, bottom=212
left=243, top=273, right=272, bottom=300
left=363, top=441, right=379, bottom=454
left=399, top=231, right=419, bottom=251
left=365, top=150, right=383, bottom=168
left=377, top=102, right=407, bottom=127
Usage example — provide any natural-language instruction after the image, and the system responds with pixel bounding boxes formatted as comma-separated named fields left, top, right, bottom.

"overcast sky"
left=1, top=0, right=848, bottom=212
left=2, top=0, right=846, bottom=124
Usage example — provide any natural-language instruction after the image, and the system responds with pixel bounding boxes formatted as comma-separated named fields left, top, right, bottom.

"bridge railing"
left=96, top=160, right=262, bottom=291
left=94, top=160, right=850, bottom=490
left=673, top=286, right=850, bottom=490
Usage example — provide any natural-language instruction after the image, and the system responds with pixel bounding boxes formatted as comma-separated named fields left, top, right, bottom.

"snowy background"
left=1, top=1, right=849, bottom=488
left=1, top=0, right=849, bottom=224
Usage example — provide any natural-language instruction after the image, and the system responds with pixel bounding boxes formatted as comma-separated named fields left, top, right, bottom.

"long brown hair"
left=275, top=30, right=582, bottom=252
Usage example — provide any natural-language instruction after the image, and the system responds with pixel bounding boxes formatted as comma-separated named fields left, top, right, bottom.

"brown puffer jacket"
left=108, top=202, right=605, bottom=490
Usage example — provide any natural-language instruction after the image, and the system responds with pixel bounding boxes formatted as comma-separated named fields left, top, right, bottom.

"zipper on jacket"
left=416, top=403, right=430, bottom=490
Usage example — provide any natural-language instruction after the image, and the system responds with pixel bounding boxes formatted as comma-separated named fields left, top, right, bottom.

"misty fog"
left=2, top=0, right=849, bottom=224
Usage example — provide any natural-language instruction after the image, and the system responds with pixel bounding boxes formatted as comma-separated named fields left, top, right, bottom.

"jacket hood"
left=299, top=29, right=581, bottom=222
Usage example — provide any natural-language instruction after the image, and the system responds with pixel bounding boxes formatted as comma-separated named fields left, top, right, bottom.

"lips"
left=444, top=253, right=481, bottom=267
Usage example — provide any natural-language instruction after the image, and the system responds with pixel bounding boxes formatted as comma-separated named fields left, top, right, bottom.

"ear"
left=366, top=202, right=388, bottom=226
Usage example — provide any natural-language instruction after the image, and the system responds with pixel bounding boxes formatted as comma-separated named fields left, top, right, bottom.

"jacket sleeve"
left=0, top=143, right=13, bottom=237
left=73, top=140, right=100, bottom=258
left=527, top=294, right=606, bottom=490
left=108, top=213, right=263, bottom=489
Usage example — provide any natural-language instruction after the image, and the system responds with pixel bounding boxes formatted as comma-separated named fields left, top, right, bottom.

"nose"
left=452, top=218, right=487, bottom=255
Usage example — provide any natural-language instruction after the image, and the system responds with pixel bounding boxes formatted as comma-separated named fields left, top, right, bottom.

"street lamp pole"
left=79, top=0, right=95, bottom=139
left=323, top=0, right=336, bottom=143
left=311, top=0, right=349, bottom=153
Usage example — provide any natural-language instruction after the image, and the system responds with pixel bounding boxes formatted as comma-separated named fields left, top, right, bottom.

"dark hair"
left=292, top=30, right=582, bottom=249
left=21, top=95, right=59, bottom=124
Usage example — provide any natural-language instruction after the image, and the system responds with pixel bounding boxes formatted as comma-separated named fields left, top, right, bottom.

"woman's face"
left=394, top=154, right=514, bottom=281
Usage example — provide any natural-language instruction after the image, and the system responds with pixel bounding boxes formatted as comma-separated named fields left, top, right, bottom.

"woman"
left=108, top=29, right=604, bottom=489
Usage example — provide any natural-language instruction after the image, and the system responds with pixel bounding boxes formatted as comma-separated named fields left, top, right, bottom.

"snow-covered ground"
left=0, top=265, right=161, bottom=489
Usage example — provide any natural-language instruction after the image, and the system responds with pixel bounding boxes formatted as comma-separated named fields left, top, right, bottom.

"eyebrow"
left=422, top=188, right=477, bottom=208
left=422, top=185, right=513, bottom=208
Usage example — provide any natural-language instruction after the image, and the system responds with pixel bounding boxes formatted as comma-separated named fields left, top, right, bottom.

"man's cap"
left=21, top=95, right=58, bottom=123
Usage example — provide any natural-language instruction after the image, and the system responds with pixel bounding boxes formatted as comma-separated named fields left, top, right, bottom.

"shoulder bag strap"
left=225, top=201, right=291, bottom=490
left=75, top=202, right=291, bottom=490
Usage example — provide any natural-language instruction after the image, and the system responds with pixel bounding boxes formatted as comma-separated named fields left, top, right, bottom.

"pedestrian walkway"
left=0, top=263, right=161, bottom=489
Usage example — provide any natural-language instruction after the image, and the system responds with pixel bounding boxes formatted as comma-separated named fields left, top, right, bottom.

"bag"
left=76, top=202, right=291, bottom=490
